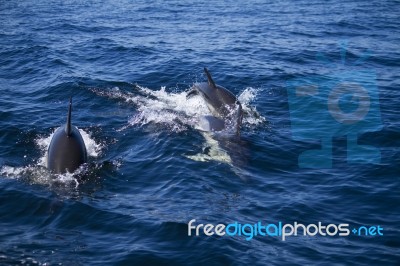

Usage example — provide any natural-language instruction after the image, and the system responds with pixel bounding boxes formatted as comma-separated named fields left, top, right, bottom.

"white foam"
left=126, top=86, right=210, bottom=132
left=0, top=165, right=25, bottom=178
left=0, top=164, right=79, bottom=188
left=238, top=87, right=258, bottom=104
left=36, top=130, right=55, bottom=167
left=238, top=87, right=266, bottom=126
left=79, top=129, right=103, bottom=157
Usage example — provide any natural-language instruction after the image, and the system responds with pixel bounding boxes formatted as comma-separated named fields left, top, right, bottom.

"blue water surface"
left=1, top=0, right=399, bottom=265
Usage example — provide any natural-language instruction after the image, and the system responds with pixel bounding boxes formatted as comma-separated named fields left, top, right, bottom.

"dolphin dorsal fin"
left=204, top=67, right=216, bottom=88
left=65, top=97, right=72, bottom=136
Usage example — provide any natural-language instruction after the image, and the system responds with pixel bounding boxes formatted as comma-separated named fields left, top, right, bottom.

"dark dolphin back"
left=188, top=68, right=243, bottom=135
left=204, top=67, right=236, bottom=102
left=47, top=126, right=87, bottom=173
left=47, top=98, right=87, bottom=174
left=195, top=69, right=238, bottom=117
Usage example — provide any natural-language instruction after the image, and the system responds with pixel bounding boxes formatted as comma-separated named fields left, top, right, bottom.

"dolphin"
left=47, top=98, right=87, bottom=174
left=187, top=68, right=243, bottom=134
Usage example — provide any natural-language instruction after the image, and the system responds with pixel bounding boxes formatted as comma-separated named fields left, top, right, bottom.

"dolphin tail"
left=65, top=97, right=72, bottom=136
left=204, top=67, right=216, bottom=88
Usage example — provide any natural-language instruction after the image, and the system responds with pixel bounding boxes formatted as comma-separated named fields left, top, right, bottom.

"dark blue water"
left=1, top=0, right=399, bottom=265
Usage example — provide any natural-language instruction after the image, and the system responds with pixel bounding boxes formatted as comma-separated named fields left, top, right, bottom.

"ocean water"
left=1, top=0, right=399, bottom=265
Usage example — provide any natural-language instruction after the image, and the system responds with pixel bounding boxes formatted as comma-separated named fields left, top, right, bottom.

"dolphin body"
left=188, top=68, right=243, bottom=135
left=47, top=98, right=87, bottom=174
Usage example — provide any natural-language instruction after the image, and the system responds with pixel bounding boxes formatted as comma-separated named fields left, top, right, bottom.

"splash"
left=238, top=87, right=266, bottom=127
left=0, top=164, right=80, bottom=189
left=127, top=86, right=210, bottom=132
left=93, top=85, right=265, bottom=133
